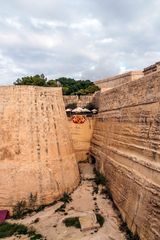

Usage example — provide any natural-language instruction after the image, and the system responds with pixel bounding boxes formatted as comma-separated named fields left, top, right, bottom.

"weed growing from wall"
left=12, top=200, right=28, bottom=219
left=12, top=192, right=57, bottom=219
left=60, top=192, right=72, bottom=203
left=94, top=168, right=107, bottom=186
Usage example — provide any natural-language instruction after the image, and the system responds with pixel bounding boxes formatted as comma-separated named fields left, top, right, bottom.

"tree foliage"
left=14, top=74, right=47, bottom=86
left=13, top=75, right=100, bottom=95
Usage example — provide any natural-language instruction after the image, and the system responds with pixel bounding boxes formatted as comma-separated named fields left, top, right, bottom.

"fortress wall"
left=0, top=86, right=79, bottom=211
left=63, top=95, right=94, bottom=108
left=67, top=117, right=95, bottom=162
left=91, top=72, right=160, bottom=240
left=95, top=71, right=144, bottom=92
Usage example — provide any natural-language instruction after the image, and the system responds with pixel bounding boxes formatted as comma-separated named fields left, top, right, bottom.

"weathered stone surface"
left=63, top=95, right=95, bottom=108
left=79, top=162, right=94, bottom=180
left=0, top=86, right=79, bottom=211
left=68, top=117, right=95, bottom=162
left=79, top=213, right=99, bottom=231
left=91, top=71, right=160, bottom=240
left=95, top=71, right=144, bottom=92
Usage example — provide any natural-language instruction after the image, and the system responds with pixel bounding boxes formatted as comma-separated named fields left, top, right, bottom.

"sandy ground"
left=5, top=163, right=126, bottom=240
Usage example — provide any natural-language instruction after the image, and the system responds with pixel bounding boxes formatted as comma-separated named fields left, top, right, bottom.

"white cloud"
left=30, top=18, right=67, bottom=29
left=71, top=18, right=102, bottom=31
left=26, top=33, right=63, bottom=49
left=97, top=38, right=115, bottom=44
left=0, top=52, right=25, bottom=84
left=5, top=17, right=22, bottom=30
left=0, top=33, right=22, bottom=46
left=0, top=0, right=159, bottom=83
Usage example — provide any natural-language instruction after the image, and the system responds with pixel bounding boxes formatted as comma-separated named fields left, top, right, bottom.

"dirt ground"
left=5, top=163, right=126, bottom=240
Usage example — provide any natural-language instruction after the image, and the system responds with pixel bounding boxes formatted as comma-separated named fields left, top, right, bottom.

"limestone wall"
left=95, top=71, right=144, bottom=92
left=91, top=72, right=160, bottom=240
left=0, top=86, right=79, bottom=211
left=63, top=95, right=94, bottom=108
left=67, top=117, right=95, bottom=162
left=143, top=61, right=160, bottom=76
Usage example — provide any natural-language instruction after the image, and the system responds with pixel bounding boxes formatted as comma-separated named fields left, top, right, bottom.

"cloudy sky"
left=0, top=0, right=160, bottom=84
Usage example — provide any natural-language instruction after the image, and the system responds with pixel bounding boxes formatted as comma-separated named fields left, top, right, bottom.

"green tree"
left=14, top=74, right=47, bottom=86
left=46, top=80, right=57, bottom=87
left=85, top=85, right=100, bottom=94
left=62, top=86, right=71, bottom=95
left=13, top=75, right=100, bottom=95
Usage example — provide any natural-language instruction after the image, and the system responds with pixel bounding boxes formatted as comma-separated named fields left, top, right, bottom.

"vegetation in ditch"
left=13, top=192, right=72, bottom=219
left=12, top=193, right=38, bottom=218
left=12, top=192, right=58, bottom=219
left=119, top=222, right=140, bottom=240
left=96, top=213, right=105, bottom=227
left=92, top=184, right=99, bottom=195
left=12, top=200, right=28, bottom=219
left=0, top=222, right=43, bottom=239
left=94, top=168, right=107, bottom=186
left=55, top=203, right=66, bottom=212
left=60, top=192, right=72, bottom=203
left=63, top=214, right=105, bottom=229
left=55, top=192, right=72, bottom=213
left=63, top=217, right=81, bottom=228
left=34, top=200, right=57, bottom=213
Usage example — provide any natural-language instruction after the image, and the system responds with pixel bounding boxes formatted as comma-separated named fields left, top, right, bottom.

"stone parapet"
left=95, top=71, right=144, bottom=91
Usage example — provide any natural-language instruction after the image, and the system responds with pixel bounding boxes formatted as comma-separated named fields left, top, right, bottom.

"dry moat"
left=1, top=63, right=160, bottom=240
left=4, top=163, right=128, bottom=240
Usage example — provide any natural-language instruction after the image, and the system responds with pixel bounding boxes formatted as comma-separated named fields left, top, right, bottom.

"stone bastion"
left=0, top=86, right=79, bottom=211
